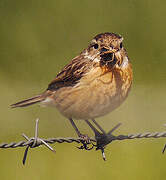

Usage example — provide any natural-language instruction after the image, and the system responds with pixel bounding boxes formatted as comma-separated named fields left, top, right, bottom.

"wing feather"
left=47, top=55, right=92, bottom=91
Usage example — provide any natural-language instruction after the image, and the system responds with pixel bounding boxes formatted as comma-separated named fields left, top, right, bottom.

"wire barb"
left=1, top=118, right=166, bottom=164
left=21, top=119, right=56, bottom=165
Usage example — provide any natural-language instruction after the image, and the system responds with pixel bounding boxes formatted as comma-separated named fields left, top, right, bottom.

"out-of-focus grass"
left=0, top=0, right=166, bottom=179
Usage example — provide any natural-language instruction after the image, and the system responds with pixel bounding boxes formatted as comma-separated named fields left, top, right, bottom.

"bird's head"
left=83, top=32, right=128, bottom=69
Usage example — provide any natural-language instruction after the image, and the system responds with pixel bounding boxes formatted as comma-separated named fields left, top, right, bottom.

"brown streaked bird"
left=11, top=32, right=133, bottom=145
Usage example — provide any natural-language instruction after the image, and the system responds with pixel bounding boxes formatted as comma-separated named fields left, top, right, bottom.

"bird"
left=11, top=32, right=133, bottom=147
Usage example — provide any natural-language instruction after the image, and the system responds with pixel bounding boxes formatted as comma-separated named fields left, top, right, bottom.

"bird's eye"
left=93, top=44, right=99, bottom=49
left=120, top=42, right=123, bottom=49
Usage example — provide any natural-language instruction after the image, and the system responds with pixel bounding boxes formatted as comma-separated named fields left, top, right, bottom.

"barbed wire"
left=1, top=131, right=166, bottom=149
left=0, top=119, right=166, bottom=164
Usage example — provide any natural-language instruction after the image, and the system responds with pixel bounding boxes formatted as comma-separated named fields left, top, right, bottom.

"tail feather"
left=11, top=95, right=45, bottom=108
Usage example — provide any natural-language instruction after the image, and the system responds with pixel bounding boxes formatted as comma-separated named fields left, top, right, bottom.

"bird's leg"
left=68, top=118, right=92, bottom=150
left=85, top=120, right=108, bottom=148
left=68, top=118, right=82, bottom=137
left=91, top=119, right=107, bottom=135
left=85, top=119, right=121, bottom=160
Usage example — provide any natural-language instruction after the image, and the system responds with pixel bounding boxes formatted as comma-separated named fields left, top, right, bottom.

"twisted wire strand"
left=1, top=131, right=166, bottom=149
left=1, top=118, right=166, bottom=164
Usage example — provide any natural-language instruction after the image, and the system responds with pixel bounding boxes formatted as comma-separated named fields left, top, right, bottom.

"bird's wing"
left=47, top=55, right=91, bottom=91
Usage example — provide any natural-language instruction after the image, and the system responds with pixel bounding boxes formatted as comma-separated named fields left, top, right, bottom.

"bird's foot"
left=77, top=134, right=94, bottom=150
left=95, top=123, right=121, bottom=149
left=94, top=123, right=122, bottom=160
left=85, top=120, right=121, bottom=160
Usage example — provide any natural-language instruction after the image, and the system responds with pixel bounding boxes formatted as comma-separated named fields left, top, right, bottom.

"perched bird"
left=11, top=32, right=133, bottom=146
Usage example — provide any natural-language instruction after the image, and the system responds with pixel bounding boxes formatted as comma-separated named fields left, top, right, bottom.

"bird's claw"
left=77, top=134, right=94, bottom=150
left=77, top=143, right=94, bottom=150
left=93, top=123, right=122, bottom=160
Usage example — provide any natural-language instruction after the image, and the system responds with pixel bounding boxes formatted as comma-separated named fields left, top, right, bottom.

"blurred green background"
left=0, top=0, right=166, bottom=179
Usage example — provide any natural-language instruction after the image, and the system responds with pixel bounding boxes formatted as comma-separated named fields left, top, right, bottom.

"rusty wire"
left=0, top=119, right=166, bottom=164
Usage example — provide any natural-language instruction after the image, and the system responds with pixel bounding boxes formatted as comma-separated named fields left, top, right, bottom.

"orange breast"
left=51, top=63, right=132, bottom=120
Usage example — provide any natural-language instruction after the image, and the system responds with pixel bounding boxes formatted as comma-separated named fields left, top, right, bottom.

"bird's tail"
left=10, top=95, right=45, bottom=108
